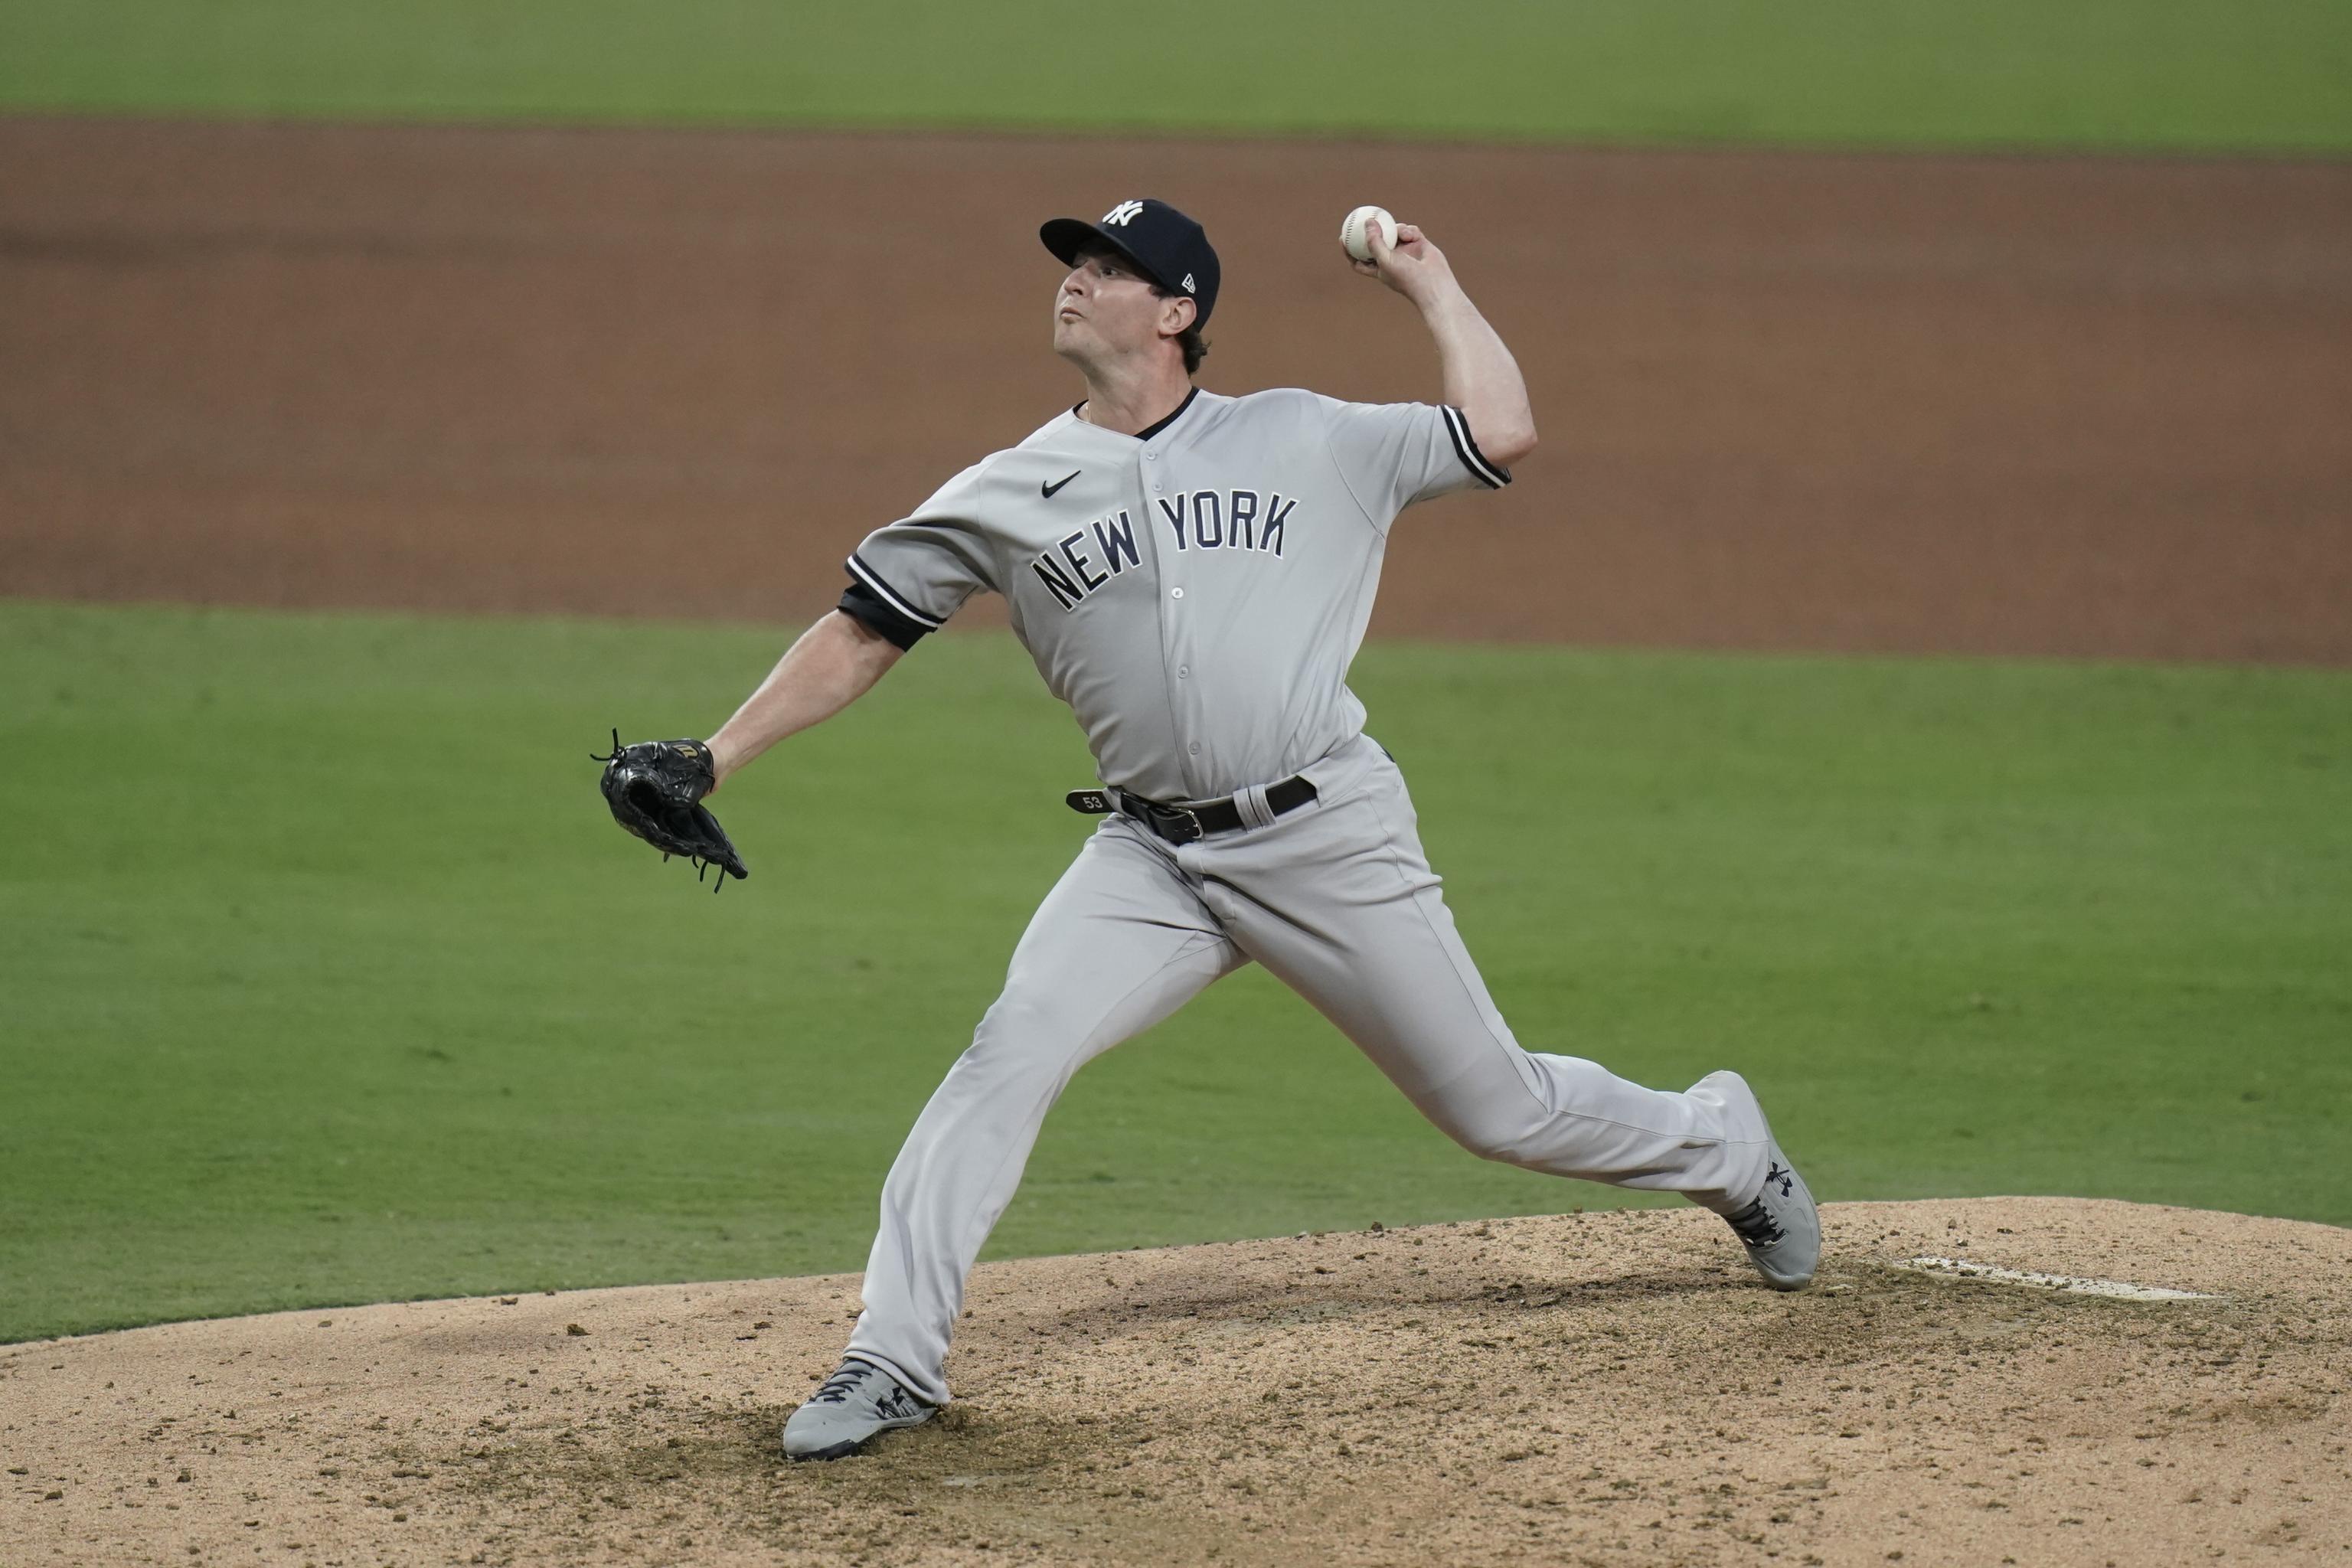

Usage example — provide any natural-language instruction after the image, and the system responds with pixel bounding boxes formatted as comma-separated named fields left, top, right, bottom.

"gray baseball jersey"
left=838, top=387, right=1508, bottom=802
left=822, top=384, right=1797, bottom=1413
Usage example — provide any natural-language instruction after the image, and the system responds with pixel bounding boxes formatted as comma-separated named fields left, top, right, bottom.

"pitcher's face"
left=1053, top=248, right=1188, bottom=365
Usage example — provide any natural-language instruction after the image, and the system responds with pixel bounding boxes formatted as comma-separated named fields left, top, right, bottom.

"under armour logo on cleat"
left=1102, top=200, right=1144, bottom=226
left=1766, top=1161, right=1794, bottom=1197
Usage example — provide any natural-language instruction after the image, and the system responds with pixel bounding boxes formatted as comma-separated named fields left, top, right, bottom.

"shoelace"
left=811, top=1361, right=880, bottom=1406
left=1726, top=1197, right=1786, bottom=1249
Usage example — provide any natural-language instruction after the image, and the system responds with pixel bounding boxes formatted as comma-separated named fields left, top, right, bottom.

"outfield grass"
left=4, top=0, right=2349, bottom=155
left=2, top=600, right=2347, bottom=1344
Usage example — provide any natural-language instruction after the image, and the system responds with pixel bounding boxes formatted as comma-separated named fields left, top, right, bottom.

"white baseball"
left=1340, top=204, right=1397, bottom=264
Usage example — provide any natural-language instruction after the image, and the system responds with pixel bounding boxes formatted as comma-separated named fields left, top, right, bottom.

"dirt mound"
left=5, top=118, right=2350, bottom=662
left=4, top=1197, right=2345, bottom=1566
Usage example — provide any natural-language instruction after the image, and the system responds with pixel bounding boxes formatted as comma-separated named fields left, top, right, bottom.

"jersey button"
left=1188, top=743, right=1200, bottom=756
left=1178, top=665, right=1190, bottom=678
left=1170, top=586, right=1184, bottom=599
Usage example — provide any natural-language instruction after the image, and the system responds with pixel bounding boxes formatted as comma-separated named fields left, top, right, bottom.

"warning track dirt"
left=4, top=1197, right=2345, bottom=1566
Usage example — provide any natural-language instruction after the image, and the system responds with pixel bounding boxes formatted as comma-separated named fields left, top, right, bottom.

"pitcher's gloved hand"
left=590, top=730, right=749, bottom=890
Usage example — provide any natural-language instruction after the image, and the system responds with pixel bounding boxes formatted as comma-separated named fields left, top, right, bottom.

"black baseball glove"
left=590, top=730, right=749, bottom=889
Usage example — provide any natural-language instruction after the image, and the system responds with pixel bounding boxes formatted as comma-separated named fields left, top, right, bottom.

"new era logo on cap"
left=1040, top=198, right=1223, bottom=326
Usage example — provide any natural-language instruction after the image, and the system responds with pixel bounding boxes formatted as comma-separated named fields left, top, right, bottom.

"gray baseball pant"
left=844, top=733, right=1774, bottom=1406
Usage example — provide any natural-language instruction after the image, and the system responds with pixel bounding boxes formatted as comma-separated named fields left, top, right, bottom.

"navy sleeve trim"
left=838, top=581, right=928, bottom=650
left=1440, top=404, right=1511, bottom=489
left=845, top=553, right=945, bottom=629
left=838, top=561, right=935, bottom=651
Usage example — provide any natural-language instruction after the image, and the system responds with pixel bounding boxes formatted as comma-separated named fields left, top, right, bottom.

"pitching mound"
left=5, top=1198, right=2345, bottom=1566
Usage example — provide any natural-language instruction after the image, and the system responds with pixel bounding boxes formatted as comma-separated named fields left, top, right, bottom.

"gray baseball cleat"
left=1693, top=1070, right=1821, bottom=1291
left=1726, top=1149, right=1820, bottom=1290
left=782, top=1356, right=937, bottom=1462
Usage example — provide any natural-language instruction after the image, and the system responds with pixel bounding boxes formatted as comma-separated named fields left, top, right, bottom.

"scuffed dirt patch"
left=3, top=1198, right=2346, bottom=1566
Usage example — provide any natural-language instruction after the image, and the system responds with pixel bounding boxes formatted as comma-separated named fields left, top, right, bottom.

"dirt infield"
left=4, top=1198, right=2345, bottom=1566
left=4, top=118, right=2350, bottom=662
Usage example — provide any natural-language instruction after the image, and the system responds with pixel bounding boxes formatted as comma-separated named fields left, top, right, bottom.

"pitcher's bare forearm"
left=707, top=610, right=904, bottom=786
left=1357, top=219, right=1537, bottom=468
left=1418, top=285, right=1536, bottom=466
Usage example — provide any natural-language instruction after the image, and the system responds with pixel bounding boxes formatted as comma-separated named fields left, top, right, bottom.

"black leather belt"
left=1065, top=776, right=1318, bottom=844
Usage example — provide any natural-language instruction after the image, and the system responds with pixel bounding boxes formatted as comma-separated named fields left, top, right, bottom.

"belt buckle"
left=1158, top=804, right=1204, bottom=844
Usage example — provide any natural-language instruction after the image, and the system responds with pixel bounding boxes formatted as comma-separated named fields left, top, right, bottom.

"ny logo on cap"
left=1102, top=200, right=1144, bottom=227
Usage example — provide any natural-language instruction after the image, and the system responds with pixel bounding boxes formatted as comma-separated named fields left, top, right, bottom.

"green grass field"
left=2, top=600, right=2347, bottom=1344
left=4, top=0, right=2349, bottom=154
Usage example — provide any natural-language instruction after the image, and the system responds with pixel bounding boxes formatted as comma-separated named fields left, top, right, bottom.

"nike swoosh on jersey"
left=1043, top=471, right=1080, bottom=498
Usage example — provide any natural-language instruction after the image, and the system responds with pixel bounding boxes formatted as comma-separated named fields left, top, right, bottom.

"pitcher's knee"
left=951, top=989, right=1095, bottom=1089
left=1432, top=1102, right=1557, bottom=1168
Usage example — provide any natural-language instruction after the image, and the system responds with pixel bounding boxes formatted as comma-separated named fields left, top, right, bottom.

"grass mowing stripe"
left=4, top=0, right=2350, bottom=154
left=2, top=599, right=2347, bottom=1342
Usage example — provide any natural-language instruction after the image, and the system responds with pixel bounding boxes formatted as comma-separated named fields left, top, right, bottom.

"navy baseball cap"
left=1041, top=198, right=1221, bottom=327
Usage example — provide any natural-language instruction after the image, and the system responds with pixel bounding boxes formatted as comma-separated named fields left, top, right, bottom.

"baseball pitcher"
left=598, top=198, right=1820, bottom=1462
